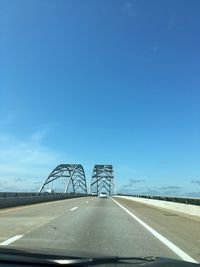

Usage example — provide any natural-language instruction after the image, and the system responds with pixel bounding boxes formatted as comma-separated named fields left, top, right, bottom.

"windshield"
left=0, top=0, right=200, bottom=265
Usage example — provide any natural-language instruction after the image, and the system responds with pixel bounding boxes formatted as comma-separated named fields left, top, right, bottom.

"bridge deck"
left=0, top=197, right=199, bottom=262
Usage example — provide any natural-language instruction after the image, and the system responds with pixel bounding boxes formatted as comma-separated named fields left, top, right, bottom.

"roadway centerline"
left=70, top=206, right=78, bottom=211
left=0, top=235, right=23, bottom=246
left=111, top=198, right=198, bottom=264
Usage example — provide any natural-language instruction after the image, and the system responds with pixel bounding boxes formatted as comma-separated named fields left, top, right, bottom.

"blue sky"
left=0, top=0, right=200, bottom=196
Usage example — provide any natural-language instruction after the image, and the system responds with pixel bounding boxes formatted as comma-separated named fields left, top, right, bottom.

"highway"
left=0, top=197, right=199, bottom=263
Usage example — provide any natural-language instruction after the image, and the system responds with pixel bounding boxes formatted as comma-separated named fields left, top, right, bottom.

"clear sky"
left=0, top=0, right=200, bottom=196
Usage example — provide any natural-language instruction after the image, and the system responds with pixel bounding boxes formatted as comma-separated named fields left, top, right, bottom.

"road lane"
left=113, top=197, right=200, bottom=262
left=0, top=197, right=179, bottom=260
left=0, top=197, right=91, bottom=242
left=112, top=198, right=197, bottom=263
left=0, top=196, right=198, bottom=263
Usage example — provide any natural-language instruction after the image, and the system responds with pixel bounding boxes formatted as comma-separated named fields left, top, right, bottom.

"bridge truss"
left=90, top=165, right=114, bottom=196
left=39, top=164, right=87, bottom=194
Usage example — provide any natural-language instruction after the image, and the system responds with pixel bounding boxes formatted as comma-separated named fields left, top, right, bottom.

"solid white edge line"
left=0, top=235, right=23, bottom=246
left=70, top=206, right=78, bottom=211
left=111, top=198, right=198, bottom=264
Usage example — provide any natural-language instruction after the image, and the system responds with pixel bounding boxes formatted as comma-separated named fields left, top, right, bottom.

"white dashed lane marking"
left=70, top=207, right=78, bottom=211
left=0, top=235, right=23, bottom=246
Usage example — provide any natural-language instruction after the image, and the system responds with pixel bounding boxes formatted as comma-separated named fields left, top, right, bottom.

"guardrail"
left=0, top=192, right=86, bottom=197
left=116, top=194, right=200, bottom=206
left=0, top=192, right=88, bottom=209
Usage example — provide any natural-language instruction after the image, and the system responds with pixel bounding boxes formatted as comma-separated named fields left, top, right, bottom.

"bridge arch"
left=39, top=164, right=87, bottom=194
left=90, top=165, right=114, bottom=196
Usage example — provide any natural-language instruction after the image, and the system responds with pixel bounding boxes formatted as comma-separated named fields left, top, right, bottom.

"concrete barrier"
left=0, top=193, right=87, bottom=209
left=114, top=196, right=200, bottom=217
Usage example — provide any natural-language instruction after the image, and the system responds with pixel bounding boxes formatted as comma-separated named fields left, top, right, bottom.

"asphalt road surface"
left=0, top=196, right=199, bottom=263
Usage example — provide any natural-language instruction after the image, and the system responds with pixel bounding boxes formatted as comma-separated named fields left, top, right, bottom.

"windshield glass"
left=0, top=0, right=200, bottom=264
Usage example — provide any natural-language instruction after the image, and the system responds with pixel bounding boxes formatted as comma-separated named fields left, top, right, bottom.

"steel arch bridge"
left=90, top=165, right=114, bottom=196
left=39, top=164, right=87, bottom=194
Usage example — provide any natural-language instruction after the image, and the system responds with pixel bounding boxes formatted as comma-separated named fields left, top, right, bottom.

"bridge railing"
left=116, top=194, right=200, bottom=206
left=0, top=192, right=88, bottom=209
left=0, top=192, right=85, bottom=197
